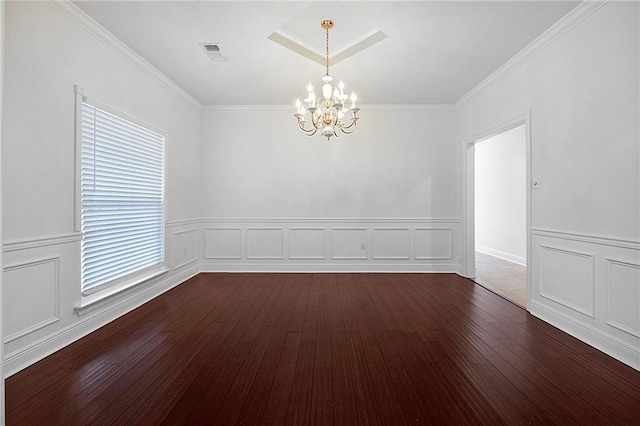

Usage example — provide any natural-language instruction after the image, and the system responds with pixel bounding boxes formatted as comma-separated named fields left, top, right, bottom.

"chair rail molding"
left=3, top=232, right=81, bottom=253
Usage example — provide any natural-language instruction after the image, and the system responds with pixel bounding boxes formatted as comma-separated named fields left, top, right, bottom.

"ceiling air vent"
left=200, top=42, right=228, bottom=62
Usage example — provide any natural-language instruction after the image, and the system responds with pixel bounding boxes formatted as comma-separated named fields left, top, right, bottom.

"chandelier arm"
left=303, top=126, right=319, bottom=136
left=339, top=126, right=356, bottom=135
left=310, top=114, right=322, bottom=130
left=340, top=117, right=358, bottom=130
left=297, top=119, right=318, bottom=135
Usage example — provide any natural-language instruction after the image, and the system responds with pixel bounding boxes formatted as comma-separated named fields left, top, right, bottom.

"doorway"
left=474, top=125, right=527, bottom=307
left=463, top=113, right=531, bottom=310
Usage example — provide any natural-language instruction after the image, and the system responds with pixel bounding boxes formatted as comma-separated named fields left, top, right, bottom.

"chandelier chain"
left=325, top=26, right=329, bottom=76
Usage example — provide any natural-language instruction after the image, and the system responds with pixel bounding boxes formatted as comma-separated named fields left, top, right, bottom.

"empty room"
left=1, top=0, right=639, bottom=424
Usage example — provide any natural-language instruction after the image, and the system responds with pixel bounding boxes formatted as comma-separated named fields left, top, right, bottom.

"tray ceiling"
left=74, top=1, right=579, bottom=106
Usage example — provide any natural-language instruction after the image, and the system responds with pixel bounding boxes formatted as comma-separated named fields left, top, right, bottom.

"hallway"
left=475, top=251, right=526, bottom=308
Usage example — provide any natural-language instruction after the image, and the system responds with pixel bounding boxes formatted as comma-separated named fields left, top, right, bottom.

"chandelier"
left=294, top=20, right=359, bottom=140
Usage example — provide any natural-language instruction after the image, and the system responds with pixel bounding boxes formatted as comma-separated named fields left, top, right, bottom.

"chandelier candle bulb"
left=322, top=84, right=332, bottom=99
left=293, top=19, right=360, bottom=140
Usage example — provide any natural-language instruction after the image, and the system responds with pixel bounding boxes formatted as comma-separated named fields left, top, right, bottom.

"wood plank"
left=262, top=332, right=302, bottom=425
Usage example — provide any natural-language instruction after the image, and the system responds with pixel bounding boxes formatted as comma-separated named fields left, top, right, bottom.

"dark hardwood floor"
left=6, top=273, right=640, bottom=425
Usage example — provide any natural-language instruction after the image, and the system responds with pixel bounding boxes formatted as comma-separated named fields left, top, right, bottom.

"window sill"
left=75, top=267, right=169, bottom=316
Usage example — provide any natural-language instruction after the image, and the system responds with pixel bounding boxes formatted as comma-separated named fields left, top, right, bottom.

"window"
left=80, top=102, right=165, bottom=295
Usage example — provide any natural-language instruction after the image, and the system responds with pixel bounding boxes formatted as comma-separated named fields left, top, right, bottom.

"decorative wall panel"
left=172, top=228, right=198, bottom=269
left=289, top=228, right=326, bottom=260
left=246, top=228, right=284, bottom=260
left=539, top=245, right=595, bottom=317
left=331, top=227, right=368, bottom=260
left=415, top=228, right=453, bottom=260
left=607, top=259, right=640, bottom=337
left=372, top=228, right=410, bottom=260
left=204, top=227, right=242, bottom=259
left=4, top=257, right=60, bottom=342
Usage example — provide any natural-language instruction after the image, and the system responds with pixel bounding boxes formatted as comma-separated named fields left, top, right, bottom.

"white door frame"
left=462, top=110, right=533, bottom=311
left=1, top=0, right=6, bottom=421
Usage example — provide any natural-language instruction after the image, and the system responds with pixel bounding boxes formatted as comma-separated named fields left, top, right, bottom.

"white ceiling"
left=74, top=1, right=579, bottom=106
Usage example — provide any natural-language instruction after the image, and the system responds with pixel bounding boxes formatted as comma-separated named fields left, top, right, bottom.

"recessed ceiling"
left=268, top=29, right=388, bottom=68
left=73, top=1, right=579, bottom=106
left=268, top=2, right=388, bottom=67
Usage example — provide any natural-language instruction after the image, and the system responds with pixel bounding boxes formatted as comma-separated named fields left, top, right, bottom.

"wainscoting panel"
left=200, top=218, right=461, bottom=272
left=172, top=228, right=198, bottom=270
left=2, top=234, right=79, bottom=359
left=538, top=245, right=595, bottom=317
left=247, top=228, right=284, bottom=260
left=288, top=228, right=326, bottom=260
left=204, top=227, right=242, bottom=259
left=606, top=258, right=640, bottom=338
left=331, top=228, right=368, bottom=260
left=415, top=228, right=453, bottom=260
left=3, top=257, right=60, bottom=342
left=530, top=228, right=640, bottom=371
left=372, top=228, right=410, bottom=260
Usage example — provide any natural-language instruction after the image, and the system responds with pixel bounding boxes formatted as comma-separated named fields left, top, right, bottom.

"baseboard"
left=4, top=266, right=199, bottom=377
left=476, top=245, right=526, bottom=266
left=200, top=263, right=460, bottom=273
left=530, top=300, right=640, bottom=372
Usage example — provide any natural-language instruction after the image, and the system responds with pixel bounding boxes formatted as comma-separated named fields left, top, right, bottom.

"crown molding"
left=201, top=104, right=456, bottom=111
left=362, top=104, right=456, bottom=111
left=455, top=0, right=609, bottom=109
left=47, top=0, right=202, bottom=111
left=201, top=105, right=294, bottom=111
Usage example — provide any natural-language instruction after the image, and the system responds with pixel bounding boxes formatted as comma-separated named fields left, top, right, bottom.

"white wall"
left=458, top=1, right=640, bottom=369
left=475, top=125, right=526, bottom=265
left=199, top=107, right=462, bottom=272
left=201, top=107, right=458, bottom=218
left=2, top=1, right=201, bottom=375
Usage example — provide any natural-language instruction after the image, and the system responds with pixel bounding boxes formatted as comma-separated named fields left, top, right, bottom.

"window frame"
left=74, top=85, right=168, bottom=301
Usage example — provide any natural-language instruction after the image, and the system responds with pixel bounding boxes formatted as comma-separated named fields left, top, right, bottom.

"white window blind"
left=81, top=102, right=165, bottom=294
